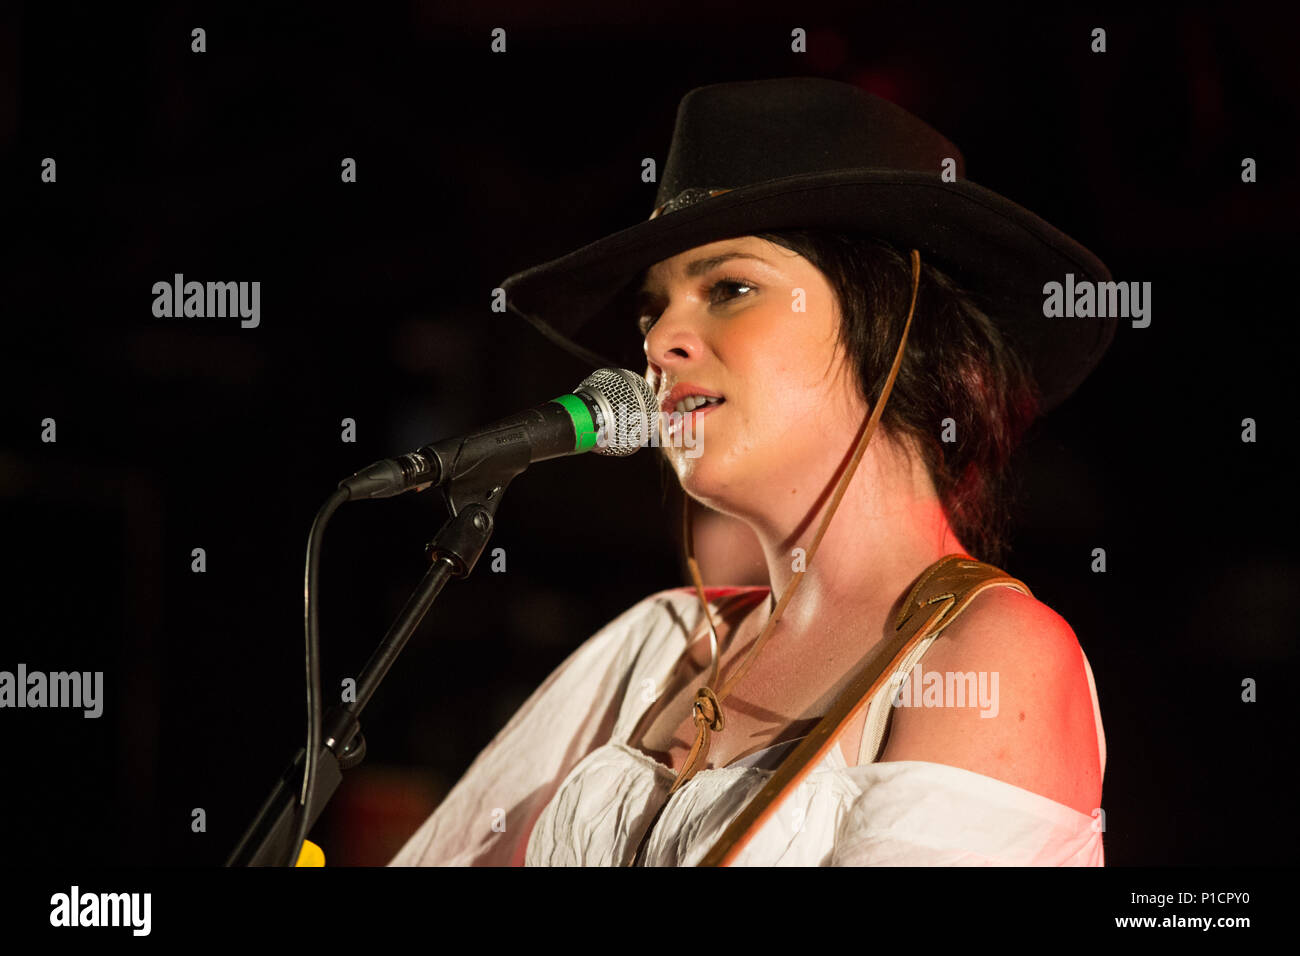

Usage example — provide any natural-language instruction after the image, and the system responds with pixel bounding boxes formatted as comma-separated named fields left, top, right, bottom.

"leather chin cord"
left=632, top=248, right=922, bottom=864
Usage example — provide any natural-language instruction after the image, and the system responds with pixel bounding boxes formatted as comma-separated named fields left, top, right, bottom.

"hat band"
left=648, top=187, right=732, bottom=220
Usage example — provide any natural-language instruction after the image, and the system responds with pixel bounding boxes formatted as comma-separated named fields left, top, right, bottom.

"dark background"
left=1, top=2, right=1297, bottom=867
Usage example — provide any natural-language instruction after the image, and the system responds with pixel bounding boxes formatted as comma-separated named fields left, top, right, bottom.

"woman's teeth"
left=673, top=396, right=724, bottom=413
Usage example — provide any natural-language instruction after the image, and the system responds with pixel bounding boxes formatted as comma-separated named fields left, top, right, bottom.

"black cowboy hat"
left=501, top=76, right=1114, bottom=415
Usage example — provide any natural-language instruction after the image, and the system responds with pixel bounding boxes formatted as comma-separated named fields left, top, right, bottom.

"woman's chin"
left=675, top=462, right=736, bottom=511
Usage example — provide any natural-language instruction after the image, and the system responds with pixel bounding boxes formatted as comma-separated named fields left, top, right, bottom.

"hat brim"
left=502, top=169, right=1115, bottom=415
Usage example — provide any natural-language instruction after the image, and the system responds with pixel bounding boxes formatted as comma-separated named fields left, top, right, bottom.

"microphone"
left=339, top=368, right=657, bottom=501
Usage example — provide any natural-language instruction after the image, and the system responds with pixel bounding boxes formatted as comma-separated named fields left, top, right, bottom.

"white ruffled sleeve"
left=831, top=761, right=1105, bottom=866
left=388, top=591, right=676, bottom=866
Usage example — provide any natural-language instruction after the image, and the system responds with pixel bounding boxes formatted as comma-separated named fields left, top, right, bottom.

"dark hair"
left=753, top=230, right=1040, bottom=568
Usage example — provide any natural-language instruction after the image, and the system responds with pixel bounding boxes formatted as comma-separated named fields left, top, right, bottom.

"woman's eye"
left=709, top=277, right=756, bottom=305
left=636, top=278, right=756, bottom=336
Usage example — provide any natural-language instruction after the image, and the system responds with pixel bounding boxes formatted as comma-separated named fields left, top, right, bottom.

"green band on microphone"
left=551, top=394, right=599, bottom=451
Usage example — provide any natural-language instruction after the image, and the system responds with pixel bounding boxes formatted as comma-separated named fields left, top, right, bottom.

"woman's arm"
left=877, top=586, right=1103, bottom=815
left=830, top=587, right=1106, bottom=866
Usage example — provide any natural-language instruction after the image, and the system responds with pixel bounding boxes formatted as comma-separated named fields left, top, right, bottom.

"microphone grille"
left=574, top=368, right=656, bottom=457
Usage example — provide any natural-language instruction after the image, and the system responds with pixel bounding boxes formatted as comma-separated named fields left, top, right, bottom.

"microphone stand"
left=226, top=437, right=528, bottom=867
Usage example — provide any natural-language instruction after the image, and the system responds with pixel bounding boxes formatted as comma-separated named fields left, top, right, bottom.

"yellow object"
left=295, top=839, right=325, bottom=867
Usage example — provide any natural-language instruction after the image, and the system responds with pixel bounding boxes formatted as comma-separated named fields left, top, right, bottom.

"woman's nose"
left=643, top=306, right=705, bottom=377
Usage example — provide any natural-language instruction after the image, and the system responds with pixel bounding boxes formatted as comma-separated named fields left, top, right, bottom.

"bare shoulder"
left=934, top=585, right=1082, bottom=671
left=877, top=584, right=1103, bottom=816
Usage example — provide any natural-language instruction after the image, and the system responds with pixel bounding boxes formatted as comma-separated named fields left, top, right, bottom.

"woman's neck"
left=743, top=434, right=968, bottom=639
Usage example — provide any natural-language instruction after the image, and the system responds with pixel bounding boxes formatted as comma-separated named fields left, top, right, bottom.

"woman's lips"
left=663, top=398, right=724, bottom=440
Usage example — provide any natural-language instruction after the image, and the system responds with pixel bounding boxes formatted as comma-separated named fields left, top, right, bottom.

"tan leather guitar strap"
left=696, top=554, right=1031, bottom=866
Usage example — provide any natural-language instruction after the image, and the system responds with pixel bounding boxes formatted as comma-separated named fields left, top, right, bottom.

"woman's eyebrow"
left=635, top=252, right=771, bottom=304
left=683, top=251, right=769, bottom=278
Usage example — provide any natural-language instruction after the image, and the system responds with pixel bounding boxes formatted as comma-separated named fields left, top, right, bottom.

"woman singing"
left=391, top=77, right=1112, bottom=866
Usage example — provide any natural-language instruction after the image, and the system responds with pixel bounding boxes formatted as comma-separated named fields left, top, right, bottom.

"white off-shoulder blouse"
left=389, top=585, right=1106, bottom=867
